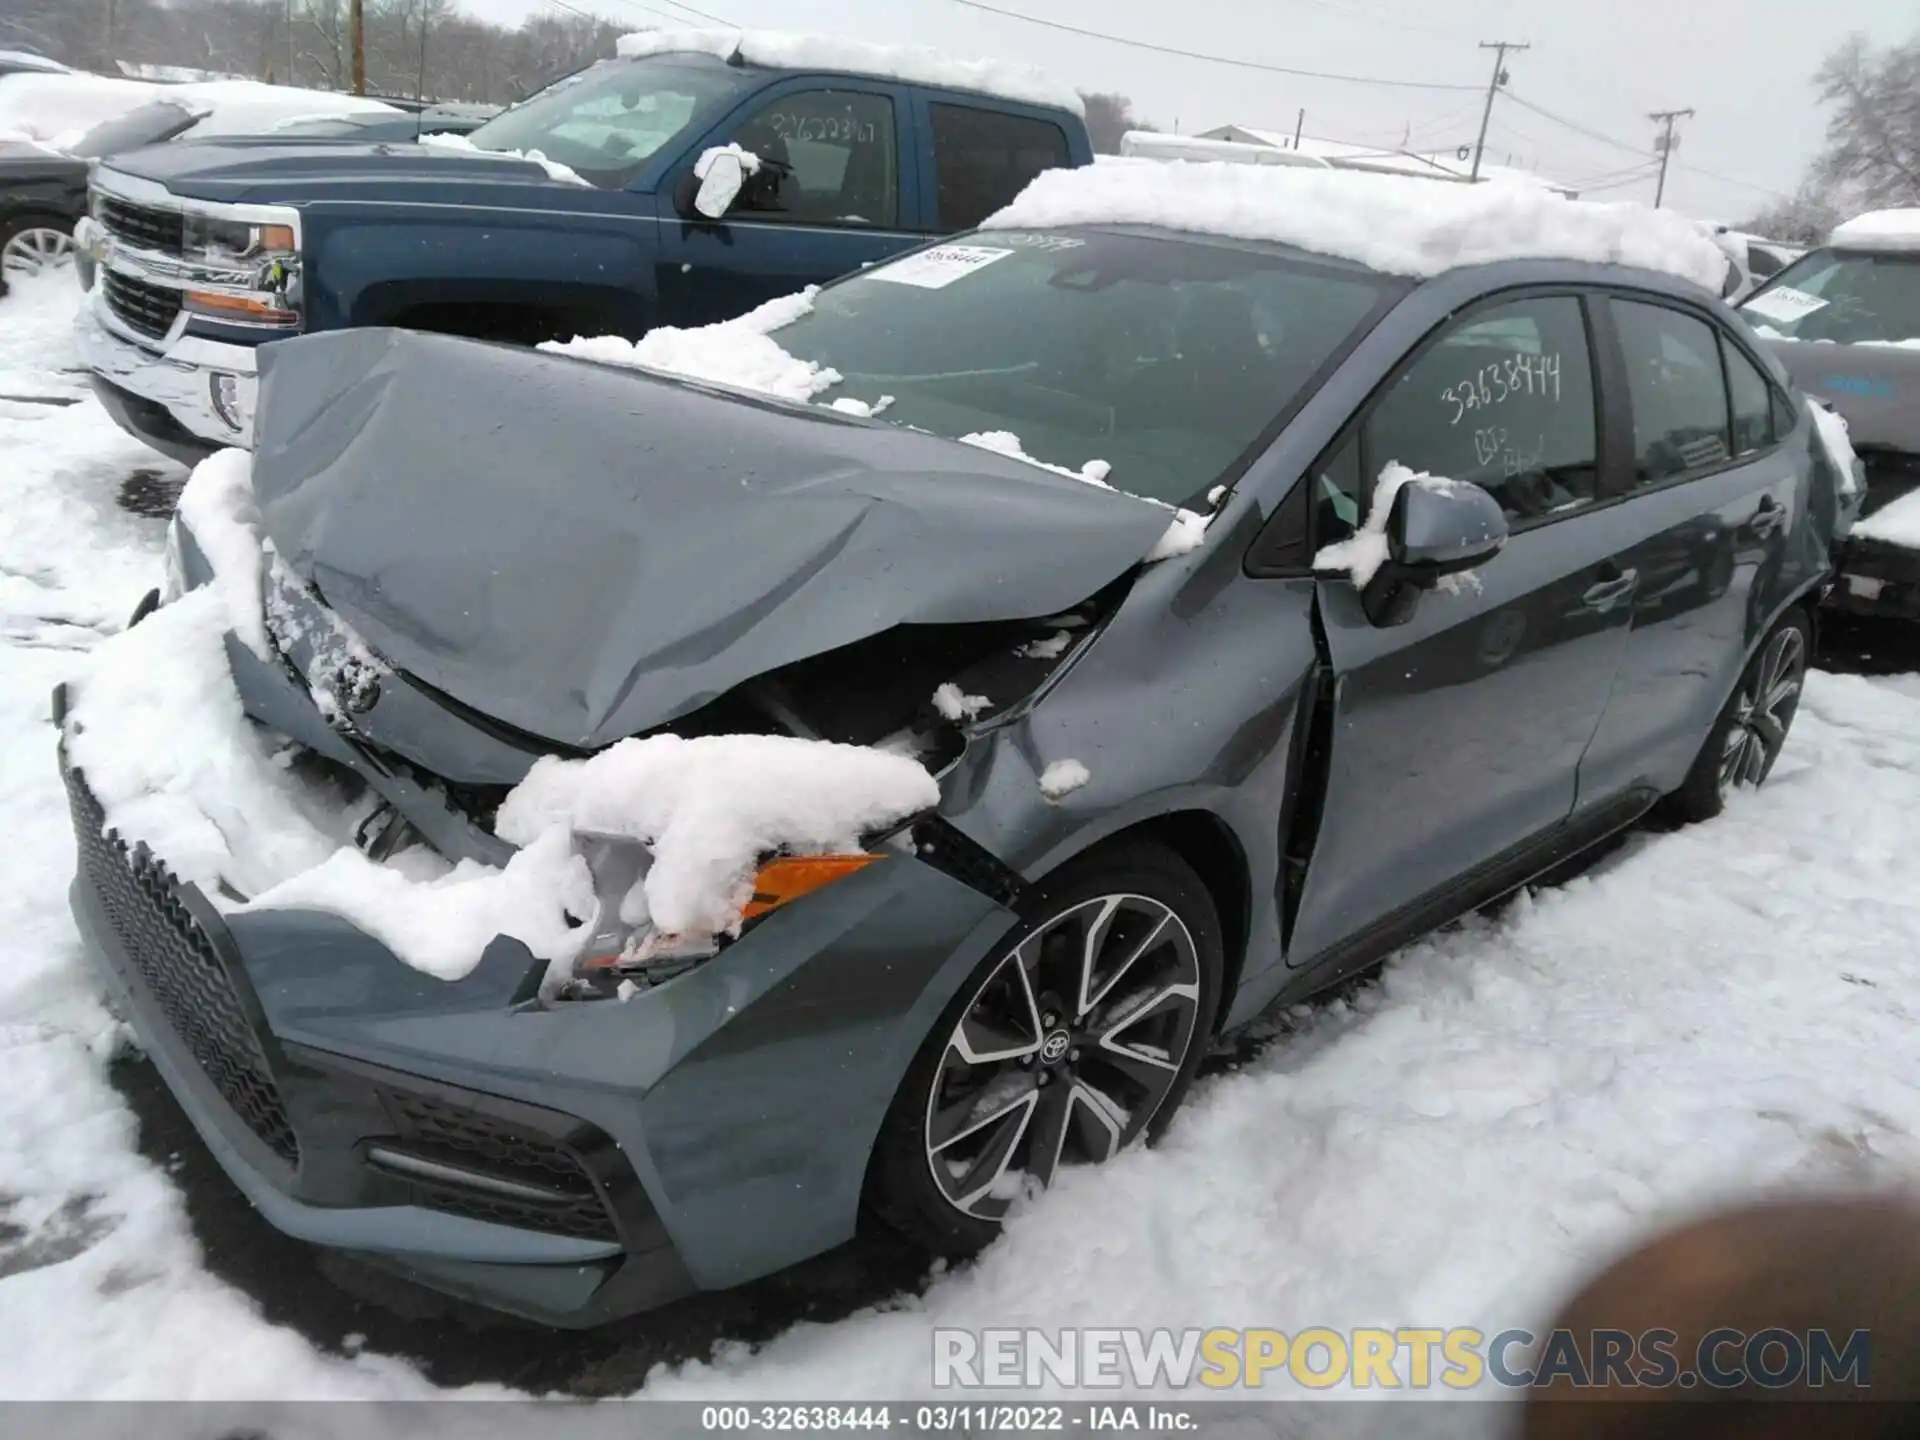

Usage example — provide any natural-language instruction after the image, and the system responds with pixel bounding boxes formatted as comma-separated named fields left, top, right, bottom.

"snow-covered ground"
left=6, top=270, right=1920, bottom=1409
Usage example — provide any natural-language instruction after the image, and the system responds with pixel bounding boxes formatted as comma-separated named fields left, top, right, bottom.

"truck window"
left=724, top=91, right=898, bottom=228
left=929, top=104, right=1070, bottom=231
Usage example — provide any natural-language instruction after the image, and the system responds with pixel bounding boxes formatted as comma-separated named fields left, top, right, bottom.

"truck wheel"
left=866, top=839, right=1222, bottom=1257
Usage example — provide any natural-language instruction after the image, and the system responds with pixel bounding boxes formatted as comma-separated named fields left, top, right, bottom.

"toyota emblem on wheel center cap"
left=1040, top=1029, right=1072, bottom=1064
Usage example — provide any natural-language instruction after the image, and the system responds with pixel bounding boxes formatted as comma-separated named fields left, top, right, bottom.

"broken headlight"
left=560, top=833, right=879, bottom=998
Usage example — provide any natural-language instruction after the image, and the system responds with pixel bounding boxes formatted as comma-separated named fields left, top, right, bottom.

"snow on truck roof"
left=615, top=29, right=1084, bottom=116
left=1830, top=209, right=1920, bottom=252
left=982, top=160, right=1732, bottom=291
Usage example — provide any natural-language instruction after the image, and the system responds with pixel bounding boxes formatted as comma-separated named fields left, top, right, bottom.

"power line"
left=1501, top=90, right=1651, bottom=158
left=944, top=0, right=1484, bottom=91
left=648, top=0, right=739, bottom=24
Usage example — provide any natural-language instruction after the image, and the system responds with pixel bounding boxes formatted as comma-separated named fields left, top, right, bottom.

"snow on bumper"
left=75, top=282, right=258, bottom=452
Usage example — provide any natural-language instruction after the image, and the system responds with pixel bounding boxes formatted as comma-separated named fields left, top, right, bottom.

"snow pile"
left=243, top=830, right=594, bottom=981
left=1807, top=398, right=1863, bottom=503
left=1854, top=493, right=1920, bottom=550
left=1312, top=462, right=1475, bottom=586
left=931, top=682, right=990, bottom=721
left=1830, top=209, right=1920, bottom=253
left=495, top=734, right=939, bottom=945
left=1037, top=758, right=1090, bottom=800
left=0, top=71, right=163, bottom=147
left=63, top=455, right=350, bottom=899
left=546, top=288, right=842, bottom=403
left=616, top=29, right=1084, bottom=115
left=695, top=141, right=762, bottom=178
left=417, top=129, right=588, bottom=186
left=983, top=162, right=1733, bottom=292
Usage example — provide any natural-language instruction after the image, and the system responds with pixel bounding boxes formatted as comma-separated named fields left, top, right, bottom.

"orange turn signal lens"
left=741, top=854, right=879, bottom=922
left=256, top=223, right=296, bottom=253
left=184, top=289, right=298, bottom=325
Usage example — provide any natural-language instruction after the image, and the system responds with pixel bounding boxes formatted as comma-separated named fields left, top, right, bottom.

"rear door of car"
left=1575, top=293, right=1804, bottom=802
left=653, top=76, right=927, bottom=328
left=1285, top=289, right=1639, bottom=968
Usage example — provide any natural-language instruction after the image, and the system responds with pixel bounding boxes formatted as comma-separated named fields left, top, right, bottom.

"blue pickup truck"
left=72, top=31, right=1093, bottom=464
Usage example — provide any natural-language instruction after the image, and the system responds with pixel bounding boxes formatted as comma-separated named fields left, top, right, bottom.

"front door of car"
left=1576, top=295, right=1802, bottom=802
left=654, top=81, right=926, bottom=329
left=1287, top=292, right=1638, bottom=967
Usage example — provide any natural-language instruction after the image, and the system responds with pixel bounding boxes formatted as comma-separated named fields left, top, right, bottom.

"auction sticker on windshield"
left=870, top=245, right=1014, bottom=289
left=1743, top=286, right=1829, bottom=325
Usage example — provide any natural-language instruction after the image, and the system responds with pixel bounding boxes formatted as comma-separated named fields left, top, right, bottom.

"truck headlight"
left=181, top=211, right=297, bottom=265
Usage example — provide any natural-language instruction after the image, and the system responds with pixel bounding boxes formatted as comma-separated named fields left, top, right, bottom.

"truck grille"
left=63, top=758, right=300, bottom=1168
left=96, top=194, right=183, bottom=255
left=101, top=269, right=182, bottom=342
left=374, top=1089, right=620, bottom=1242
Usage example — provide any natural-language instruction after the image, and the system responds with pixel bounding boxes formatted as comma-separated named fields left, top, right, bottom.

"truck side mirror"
left=690, top=148, right=747, bottom=220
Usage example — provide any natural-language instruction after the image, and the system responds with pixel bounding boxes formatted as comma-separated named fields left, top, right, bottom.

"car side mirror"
left=688, top=147, right=746, bottom=220
left=1361, top=478, right=1508, bottom=627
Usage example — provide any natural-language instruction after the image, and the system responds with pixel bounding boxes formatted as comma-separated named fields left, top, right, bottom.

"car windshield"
left=771, top=229, right=1398, bottom=506
left=462, top=53, right=750, bottom=187
left=1740, top=249, right=1920, bottom=345
left=69, top=100, right=201, bottom=160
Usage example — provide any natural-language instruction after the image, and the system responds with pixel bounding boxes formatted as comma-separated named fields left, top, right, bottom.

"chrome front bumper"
left=74, top=280, right=259, bottom=450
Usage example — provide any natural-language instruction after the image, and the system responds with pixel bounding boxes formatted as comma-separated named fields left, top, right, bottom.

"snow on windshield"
left=982, top=160, right=1732, bottom=292
left=615, top=28, right=1083, bottom=115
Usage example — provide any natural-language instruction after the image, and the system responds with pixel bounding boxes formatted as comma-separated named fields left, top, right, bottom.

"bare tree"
left=1079, top=92, right=1158, bottom=155
left=1738, top=182, right=1844, bottom=247
left=1811, top=31, right=1920, bottom=210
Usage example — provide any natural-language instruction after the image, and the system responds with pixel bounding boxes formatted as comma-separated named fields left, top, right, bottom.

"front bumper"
left=75, top=283, right=258, bottom=463
left=57, top=673, right=1017, bottom=1324
left=1826, top=535, right=1920, bottom=620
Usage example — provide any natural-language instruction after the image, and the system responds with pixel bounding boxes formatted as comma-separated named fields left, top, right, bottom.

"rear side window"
left=1613, top=300, right=1732, bottom=485
left=1359, top=294, right=1600, bottom=525
left=929, top=103, right=1070, bottom=231
left=1723, top=340, right=1775, bottom=457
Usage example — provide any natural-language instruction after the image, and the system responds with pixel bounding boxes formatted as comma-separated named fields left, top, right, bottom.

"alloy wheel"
left=1718, top=624, right=1807, bottom=795
left=923, top=893, right=1203, bottom=1221
left=1, top=226, right=74, bottom=277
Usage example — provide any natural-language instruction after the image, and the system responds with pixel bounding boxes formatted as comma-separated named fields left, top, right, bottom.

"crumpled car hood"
left=249, top=327, right=1175, bottom=751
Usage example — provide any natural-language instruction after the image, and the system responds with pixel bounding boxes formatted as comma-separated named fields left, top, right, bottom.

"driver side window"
left=722, top=90, right=898, bottom=228
left=1346, top=295, right=1600, bottom=533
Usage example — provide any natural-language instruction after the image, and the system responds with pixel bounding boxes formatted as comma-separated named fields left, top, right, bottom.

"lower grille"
left=63, top=759, right=300, bottom=1167
left=375, top=1089, right=619, bottom=1242
left=102, top=269, right=182, bottom=341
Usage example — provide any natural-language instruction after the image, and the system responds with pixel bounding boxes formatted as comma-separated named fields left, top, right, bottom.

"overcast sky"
left=460, top=0, right=1909, bottom=221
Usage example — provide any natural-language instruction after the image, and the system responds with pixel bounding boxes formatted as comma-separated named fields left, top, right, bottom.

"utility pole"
left=286, top=0, right=294, bottom=84
left=1470, top=40, right=1528, bottom=181
left=349, top=0, right=365, bottom=94
left=1293, top=107, right=1304, bottom=148
left=1649, top=107, right=1694, bottom=208
left=103, top=0, right=116, bottom=66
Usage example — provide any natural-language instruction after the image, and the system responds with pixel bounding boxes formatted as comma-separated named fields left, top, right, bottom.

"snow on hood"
left=416, top=128, right=588, bottom=186
left=66, top=451, right=942, bottom=982
left=982, top=161, right=1732, bottom=292
left=247, top=326, right=1174, bottom=752
left=0, top=71, right=395, bottom=149
left=615, top=28, right=1084, bottom=116
left=1831, top=209, right=1920, bottom=252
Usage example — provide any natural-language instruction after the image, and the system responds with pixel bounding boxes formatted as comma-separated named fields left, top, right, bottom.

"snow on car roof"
left=982, top=159, right=1732, bottom=291
left=1830, top=209, right=1920, bottom=253
left=615, top=28, right=1084, bottom=116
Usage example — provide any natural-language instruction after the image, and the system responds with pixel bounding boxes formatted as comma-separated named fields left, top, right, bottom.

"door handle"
left=1751, top=496, right=1786, bottom=536
left=1581, top=564, right=1639, bottom=611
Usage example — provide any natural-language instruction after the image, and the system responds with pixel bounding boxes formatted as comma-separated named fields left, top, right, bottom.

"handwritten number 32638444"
left=1442, top=353, right=1561, bottom=426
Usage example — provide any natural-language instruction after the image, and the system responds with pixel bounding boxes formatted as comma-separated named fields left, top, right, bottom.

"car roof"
left=981, top=160, right=1731, bottom=293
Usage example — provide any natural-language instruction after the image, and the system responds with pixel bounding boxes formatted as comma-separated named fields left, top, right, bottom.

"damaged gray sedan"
left=59, top=171, right=1842, bottom=1327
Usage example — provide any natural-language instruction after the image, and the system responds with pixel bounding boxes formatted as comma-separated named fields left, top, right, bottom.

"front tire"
left=867, top=840, right=1223, bottom=1256
left=1664, top=609, right=1811, bottom=824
